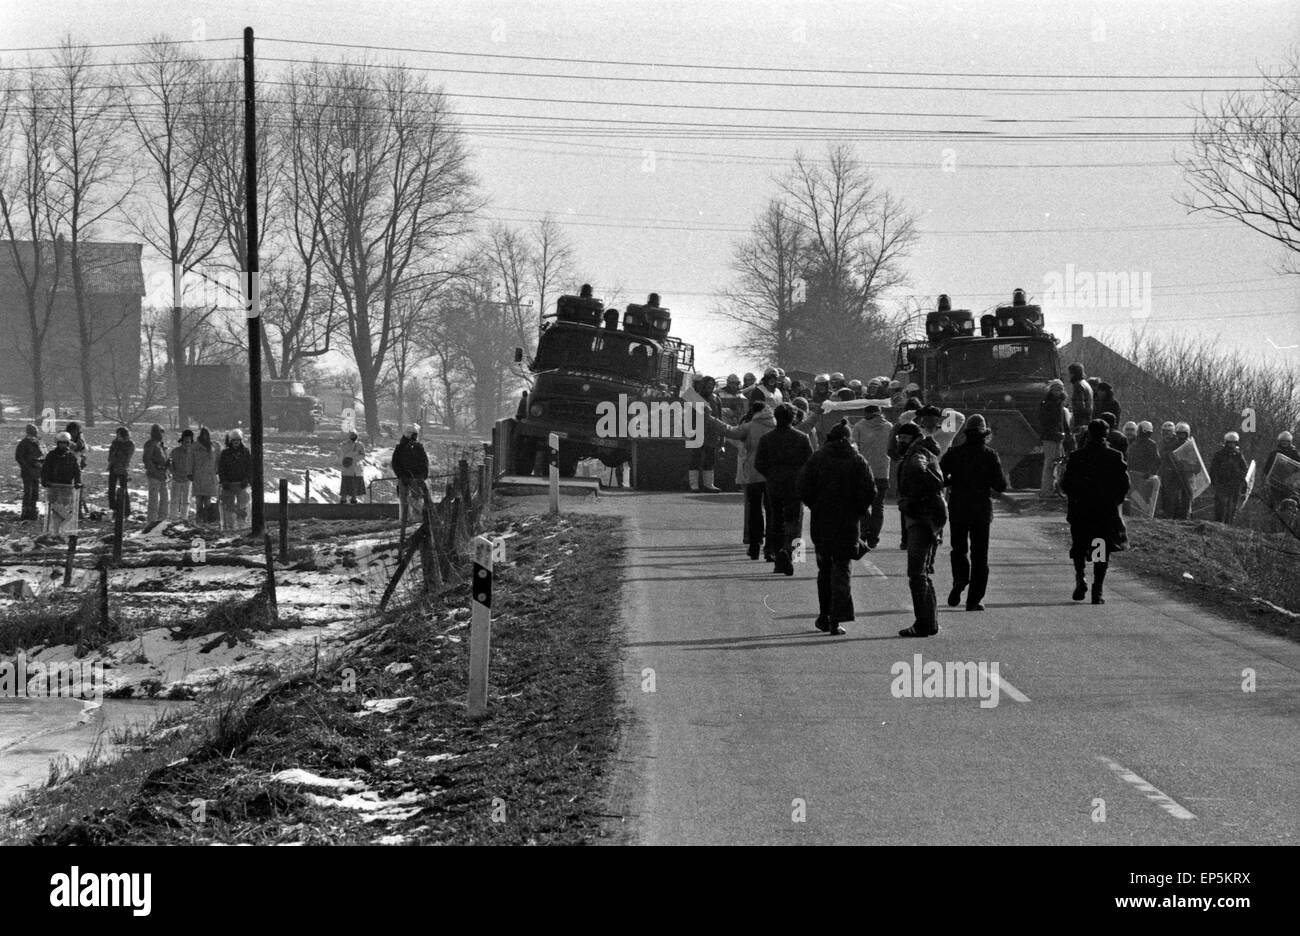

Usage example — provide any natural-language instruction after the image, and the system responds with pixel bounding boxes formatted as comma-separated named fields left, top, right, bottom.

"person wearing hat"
left=848, top=378, right=863, bottom=398
left=895, top=421, right=946, bottom=636
left=1158, top=422, right=1195, bottom=520
left=689, top=375, right=723, bottom=493
left=1037, top=379, right=1071, bottom=497
left=40, top=431, right=82, bottom=535
left=392, top=424, right=430, bottom=522
left=143, top=423, right=171, bottom=523
left=718, top=373, right=746, bottom=420
left=741, top=372, right=757, bottom=393
left=1060, top=419, right=1130, bottom=604
left=14, top=423, right=44, bottom=521
left=887, top=399, right=923, bottom=544
left=192, top=427, right=218, bottom=522
left=1262, top=430, right=1300, bottom=498
left=1095, top=381, right=1121, bottom=422
left=797, top=418, right=875, bottom=634
left=790, top=396, right=818, bottom=449
left=1098, top=411, right=1128, bottom=455
left=711, top=401, right=778, bottom=560
left=939, top=414, right=1008, bottom=612
left=1210, top=431, right=1249, bottom=525
left=755, top=367, right=784, bottom=406
left=339, top=430, right=367, bottom=505
left=65, top=421, right=89, bottom=518
left=1121, top=420, right=1139, bottom=446
left=217, top=428, right=252, bottom=530
left=851, top=403, right=893, bottom=549
left=106, top=426, right=135, bottom=518
left=754, top=403, right=813, bottom=575
left=828, top=372, right=847, bottom=393
left=169, top=429, right=197, bottom=521
left=811, top=374, right=832, bottom=406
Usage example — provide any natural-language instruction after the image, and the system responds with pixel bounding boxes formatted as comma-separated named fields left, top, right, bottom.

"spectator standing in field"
left=169, top=429, right=196, bottom=520
left=40, top=431, right=82, bottom=535
left=1038, top=379, right=1071, bottom=497
left=339, top=431, right=367, bottom=504
left=392, top=424, right=430, bottom=521
left=1067, top=363, right=1094, bottom=445
left=939, top=414, right=1008, bottom=612
left=143, top=424, right=171, bottom=522
left=851, top=403, right=893, bottom=549
left=1060, top=419, right=1130, bottom=604
left=15, top=424, right=44, bottom=521
left=753, top=402, right=813, bottom=575
left=217, top=429, right=252, bottom=530
left=1210, top=431, right=1249, bottom=525
left=65, top=421, right=89, bottom=518
left=797, top=419, right=874, bottom=635
left=192, top=427, right=218, bottom=522
left=106, top=426, right=134, bottom=517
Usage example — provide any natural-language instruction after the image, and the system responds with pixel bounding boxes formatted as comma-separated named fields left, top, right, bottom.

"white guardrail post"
left=468, top=534, right=494, bottom=718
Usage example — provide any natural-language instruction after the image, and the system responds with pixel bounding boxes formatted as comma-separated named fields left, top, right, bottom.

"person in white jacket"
left=851, top=404, right=894, bottom=548
left=339, top=431, right=367, bottom=504
left=710, top=399, right=778, bottom=561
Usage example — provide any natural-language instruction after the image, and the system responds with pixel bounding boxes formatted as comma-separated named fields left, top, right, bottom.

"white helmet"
left=1175, top=422, right=1191, bottom=434
left=1280, top=431, right=1294, bottom=444
left=229, top=428, right=244, bottom=442
left=1224, top=431, right=1240, bottom=443
left=56, top=431, right=71, bottom=443
left=1137, top=421, right=1153, bottom=433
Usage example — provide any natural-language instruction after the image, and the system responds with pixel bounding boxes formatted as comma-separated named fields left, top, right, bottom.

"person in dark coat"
left=1210, top=431, right=1249, bottom=525
left=1098, top=411, right=1129, bottom=456
left=65, top=421, right=89, bottom=517
left=106, top=426, right=135, bottom=517
left=939, top=414, right=1008, bottom=612
left=14, top=424, right=44, bottom=521
left=1158, top=422, right=1194, bottom=520
left=796, top=419, right=874, bottom=635
left=896, top=422, right=946, bottom=636
left=392, top=424, right=431, bottom=520
left=40, top=431, right=82, bottom=533
left=1095, top=382, right=1121, bottom=422
left=1060, top=419, right=1130, bottom=604
left=887, top=397, right=922, bottom=544
left=1261, top=430, right=1300, bottom=505
left=1066, top=363, right=1094, bottom=447
left=1127, top=421, right=1160, bottom=477
left=1037, top=379, right=1071, bottom=497
left=217, top=428, right=253, bottom=530
left=754, top=403, right=813, bottom=575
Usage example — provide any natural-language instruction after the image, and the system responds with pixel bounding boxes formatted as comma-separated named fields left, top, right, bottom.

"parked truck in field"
left=500, top=289, right=699, bottom=489
left=187, top=364, right=324, bottom=433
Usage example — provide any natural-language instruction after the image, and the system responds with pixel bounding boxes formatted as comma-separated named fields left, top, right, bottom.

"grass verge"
left=2, top=512, right=625, bottom=845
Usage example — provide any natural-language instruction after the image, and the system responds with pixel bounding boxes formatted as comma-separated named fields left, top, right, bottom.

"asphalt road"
left=592, top=491, right=1300, bottom=845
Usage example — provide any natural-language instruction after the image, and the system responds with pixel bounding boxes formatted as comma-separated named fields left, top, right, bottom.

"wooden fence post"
left=113, top=487, right=125, bottom=563
left=548, top=432, right=560, bottom=516
left=263, top=535, right=279, bottom=623
left=419, top=480, right=440, bottom=594
left=98, top=561, right=110, bottom=631
left=63, top=535, right=78, bottom=587
left=279, top=478, right=289, bottom=562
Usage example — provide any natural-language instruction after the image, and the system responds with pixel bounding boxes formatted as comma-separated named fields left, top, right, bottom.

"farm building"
left=0, top=239, right=145, bottom=408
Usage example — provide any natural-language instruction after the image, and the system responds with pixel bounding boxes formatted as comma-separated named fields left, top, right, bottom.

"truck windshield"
left=941, top=340, right=1058, bottom=384
left=534, top=326, right=660, bottom=383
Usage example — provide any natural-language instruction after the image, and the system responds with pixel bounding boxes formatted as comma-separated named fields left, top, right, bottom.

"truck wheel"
left=513, top=436, right=538, bottom=476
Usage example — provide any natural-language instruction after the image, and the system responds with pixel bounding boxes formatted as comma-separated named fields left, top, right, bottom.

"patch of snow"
left=271, top=768, right=367, bottom=791
left=384, top=661, right=413, bottom=675
left=423, top=753, right=460, bottom=763
left=361, top=696, right=414, bottom=714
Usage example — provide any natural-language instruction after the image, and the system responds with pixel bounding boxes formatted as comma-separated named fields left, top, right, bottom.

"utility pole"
left=244, top=26, right=265, bottom=535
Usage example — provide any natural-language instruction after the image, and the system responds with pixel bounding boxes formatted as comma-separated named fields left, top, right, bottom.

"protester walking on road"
left=107, top=426, right=135, bottom=518
left=797, top=419, right=874, bottom=635
left=753, top=402, right=813, bottom=575
left=851, top=403, right=893, bottom=548
left=339, top=431, right=367, bottom=504
left=15, top=424, right=43, bottom=521
left=939, top=414, right=1008, bottom=612
left=217, top=429, right=252, bottom=531
left=896, top=421, right=946, bottom=637
left=143, top=423, right=171, bottom=523
left=392, top=424, right=430, bottom=521
left=1060, top=419, right=1130, bottom=604
left=1210, top=432, right=1249, bottom=525
left=1037, top=379, right=1071, bottom=497
left=169, top=430, right=196, bottom=521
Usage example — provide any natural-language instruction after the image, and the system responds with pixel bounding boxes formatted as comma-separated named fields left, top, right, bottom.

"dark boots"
left=1091, top=562, right=1108, bottom=604
left=1072, top=559, right=1087, bottom=601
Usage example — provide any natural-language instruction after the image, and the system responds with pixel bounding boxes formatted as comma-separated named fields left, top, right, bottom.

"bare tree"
left=0, top=63, right=67, bottom=416
left=125, top=36, right=220, bottom=423
left=485, top=222, right=537, bottom=353
left=435, top=259, right=522, bottom=432
left=97, top=307, right=168, bottom=426
left=715, top=199, right=805, bottom=364
left=47, top=39, right=137, bottom=426
left=1180, top=54, right=1300, bottom=274
left=530, top=213, right=575, bottom=332
left=285, top=60, right=479, bottom=436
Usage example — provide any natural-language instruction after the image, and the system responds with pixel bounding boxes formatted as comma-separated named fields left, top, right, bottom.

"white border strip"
left=1098, top=755, right=1197, bottom=820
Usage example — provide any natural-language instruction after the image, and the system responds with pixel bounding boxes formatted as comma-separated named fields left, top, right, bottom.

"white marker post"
left=469, top=534, right=494, bottom=718
left=548, top=431, right=561, bottom=516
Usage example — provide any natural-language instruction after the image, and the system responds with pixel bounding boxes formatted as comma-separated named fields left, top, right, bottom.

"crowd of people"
left=691, top=359, right=1300, bottom=637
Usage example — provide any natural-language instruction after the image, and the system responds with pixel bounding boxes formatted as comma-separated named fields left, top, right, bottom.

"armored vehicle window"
left=942, top=340, right=1057, bottom=384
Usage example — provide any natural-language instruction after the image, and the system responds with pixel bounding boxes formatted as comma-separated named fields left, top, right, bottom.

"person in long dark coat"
left=1060, top=419, right=1130, bottom=604
left=939, top=414, right=1008, bottom=612
left=796, top=419, right=874, bottom=635
left=753, top=402, right=813, bottom=575
left=896, top=422, right=947, bottom=636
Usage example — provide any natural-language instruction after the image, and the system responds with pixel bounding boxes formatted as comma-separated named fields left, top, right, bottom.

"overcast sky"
left=3, top=0, right=1298, bottom=379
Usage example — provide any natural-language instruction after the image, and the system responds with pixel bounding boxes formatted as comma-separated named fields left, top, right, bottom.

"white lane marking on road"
left=858, top=558, right=886, bottom=577
left=762, top=594, right=777, bottom=616
left=1098, top=756, right=1197, bottom=820
left=986, top=670, right=1030, bottom=703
